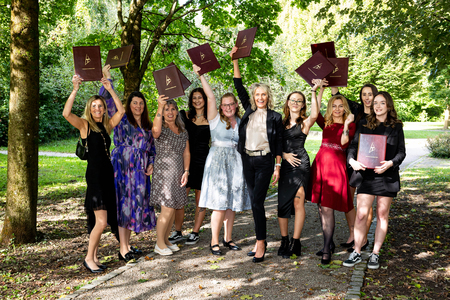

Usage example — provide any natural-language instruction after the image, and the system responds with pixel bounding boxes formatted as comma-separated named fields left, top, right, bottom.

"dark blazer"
left=347, top=119, right=406, bottom=193
left=233, top=78, right=283, bottom=157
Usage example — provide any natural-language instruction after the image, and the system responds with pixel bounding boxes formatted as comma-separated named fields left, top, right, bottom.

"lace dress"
left=198, top=114, right=251, bottom=211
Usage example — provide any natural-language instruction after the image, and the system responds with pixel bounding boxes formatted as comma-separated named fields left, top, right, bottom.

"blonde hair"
left=323, top=95, right=351, bottom=127
left=219, top=93, right=241, bottom=130
left=83, top=95, right=111, bottom=134
left=162, top=100, right=186, bottom=133
left=249, top=83, right=274, bottom=110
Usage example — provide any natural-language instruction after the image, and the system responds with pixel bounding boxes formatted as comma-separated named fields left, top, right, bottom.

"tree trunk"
left=444, top=107, right=449, bottom=130
left=121, top=9, right=142, bottom=99
left=1, top=0, right=39, bottom=245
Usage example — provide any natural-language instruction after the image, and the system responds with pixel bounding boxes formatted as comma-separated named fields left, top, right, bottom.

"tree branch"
left=161, top=32, right=228, bottom=48
left=172, top=0, right=221, bottom=22
left=117, top=0, right=124, bottom=27
left=173, top=0, right=195, bottom=14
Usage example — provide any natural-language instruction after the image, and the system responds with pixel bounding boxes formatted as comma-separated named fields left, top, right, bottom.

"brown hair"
left=323, top=95, right=351, bottom=127
left=126, top=91, right=152, bottom=131
left=219, top=93, right=241, bottom=130
left=365, top=91, right=403, bottom=129
left=83, top=95, right=111, bottom=134
left=282, top=91, right=307, bottom=129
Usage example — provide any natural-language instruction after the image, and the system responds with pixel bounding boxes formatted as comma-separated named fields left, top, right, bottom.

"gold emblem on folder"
left=332, top=64, right=339, bottom=74
left=241, top=35, right=247, bottom=45
left=166, top=75, right=171, bottom=86
left=112, top=55, right=119, bottom=60
left=85, top=54, right=91, bottom=65
left=313, top=63, right=322, bottom=70
left=200, top=52, right=205, bottom=60
left=369, top=142, right=376, bottom=153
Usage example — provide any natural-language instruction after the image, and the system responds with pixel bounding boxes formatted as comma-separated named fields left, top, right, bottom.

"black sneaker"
left=343, top=251, right=362, bottom=267
left=168, top=231, right=184, bottom=243
left=368, top=253, right=380, bottom=269
left=185, top=233, right=200, bottom=245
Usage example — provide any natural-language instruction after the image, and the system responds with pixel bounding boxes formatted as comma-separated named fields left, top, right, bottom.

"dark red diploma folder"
left=187, top=43, right=221, bottom=75
left=167, top=62, right=192, bottom=91
left=325, top=57, right=349, bottom=87
left=357, top=134, right=387, bottom=169
left=153, top=64, right=185, bottom=100
left=105, top=45, right=133, bottom=69
left=73, top=46, right=102, bottom=81
left=232, top=27, right=258, bottom=59
left=311, top=41, right=337, bottom=58
left=295, top=51, right=335, bottom=87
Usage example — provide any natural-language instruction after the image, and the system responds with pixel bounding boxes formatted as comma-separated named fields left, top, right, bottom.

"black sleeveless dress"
left=180, top=111, right=211, bottom=190
left=83, top=122, right=118, bottom=236
left=277, top=124, right=310, bottom=218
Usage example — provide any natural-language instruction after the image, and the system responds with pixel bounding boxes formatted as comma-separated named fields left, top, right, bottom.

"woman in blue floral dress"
left=101, top=65, right=156, bottom=262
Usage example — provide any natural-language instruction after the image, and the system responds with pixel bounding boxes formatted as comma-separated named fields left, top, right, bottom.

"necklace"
left=196, top=114, right=203, bottom=118
left=99, top=130, right=111, bottom=161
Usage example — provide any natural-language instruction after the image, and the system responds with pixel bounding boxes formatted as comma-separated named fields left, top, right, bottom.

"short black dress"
left=84, top=122, right=118, bottom=236
left=277, top=124, right=310, bottom=218
left=180, top=111, right=211, bottom=190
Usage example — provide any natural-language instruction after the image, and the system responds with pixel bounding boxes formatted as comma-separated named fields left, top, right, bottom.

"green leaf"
left=210, top=265, right=220, bottom=270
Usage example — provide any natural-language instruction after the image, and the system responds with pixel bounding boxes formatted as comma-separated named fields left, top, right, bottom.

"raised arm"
left=230, top=48, right=251, bottom=111
left=231, top=46, right=241, bottom=79
left=63, top=75, right=88, bottom=136
left=99, top=64, right=117, bottom=118
left=193, top=64, right=218, bottom=121
left=304, top=79, right=328, bottom=133
left=103, top=77, right=125, bottom=129
left=152, top=95, right=169, bottom=139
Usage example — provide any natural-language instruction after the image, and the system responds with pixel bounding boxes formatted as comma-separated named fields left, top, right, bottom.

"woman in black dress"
left=63, top=75, right=125, bottom=273
left=169, top=89, right=210, bottom=245
left=344, top=91, right=406, bottom=270
left=277, top=79, right=323, bottom=258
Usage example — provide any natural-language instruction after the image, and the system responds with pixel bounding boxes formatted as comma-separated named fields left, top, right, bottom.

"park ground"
left=0, top=124, right=449, bottom=299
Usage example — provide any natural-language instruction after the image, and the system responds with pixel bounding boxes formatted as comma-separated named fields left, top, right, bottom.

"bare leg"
left=210, top=210, right=226, bottom=251
left=353, top=194, right=375, bottom=253
left=278, top=218, right=289, bottom=237
left=365, top=205, right=374, bottom=242
left=344, top=186, right=357, bottom=243
left=118, top=226, right=132, bottom=257
left=165, top=213, right=176, bottom=246
left=223, top=209, right=236, bottom=243
left=85, top=210, right=107, bottom=270
left=372, top=196, right=393, bottom=254
left=156, top=206, right=175, bottom=250
left=292, top=187, right=306, bottom=239
left=174, top=208, right=184, bottom=232
left=192, top=190, right=206, bottom=233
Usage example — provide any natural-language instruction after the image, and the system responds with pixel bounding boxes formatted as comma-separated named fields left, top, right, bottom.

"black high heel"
left=119, top=251, right=135, bottom=262
left=347, top=240, right=369, bottom=253
left=96, top=263, right=107, bottom=270
left=340, top=240, right=354, bottom=248
left=129, top=246, right=143, bottom=255
left=223, top=239, right=241, bottom=251
left=252, top=241, right=267, bottom=263
left=316, top=244, right=336, bottom=256
left=248, top=241, right=267, bottom=256
left=321, top=252, right=331, bottom=265
left=83, top=261, right=104, bottom=273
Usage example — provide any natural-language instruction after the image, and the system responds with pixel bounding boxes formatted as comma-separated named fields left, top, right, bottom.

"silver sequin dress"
left=198, top=114, right=251, bottom=211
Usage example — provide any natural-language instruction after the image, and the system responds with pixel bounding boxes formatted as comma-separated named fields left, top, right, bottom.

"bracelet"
left=311, top=90, right=316, bottom=93
left=275, top=163, right=281, bottom=167
left=184, top=169, right=190, bottom=175
left=343, top=130, right=349, bottom=136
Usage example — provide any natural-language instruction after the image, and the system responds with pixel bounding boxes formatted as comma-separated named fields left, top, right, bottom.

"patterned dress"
left=198, top=114, right=251, bottom=211
left=150, top=126, right=189, bottom=209
left=102, top=83, right=156, bottom=233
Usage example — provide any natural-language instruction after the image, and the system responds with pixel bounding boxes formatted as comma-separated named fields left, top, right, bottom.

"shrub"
left=426, top=133, right=450, bottom=158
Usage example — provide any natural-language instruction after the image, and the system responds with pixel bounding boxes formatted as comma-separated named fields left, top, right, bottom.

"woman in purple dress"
left=101, top=65, right=156, bottom=262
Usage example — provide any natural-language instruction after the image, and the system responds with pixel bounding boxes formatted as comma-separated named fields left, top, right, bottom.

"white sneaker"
left=167, top=243, right=180, bottom=252
left=368, top=253, right=380, bottom=269
left=154, top=244, right=173, bottom=256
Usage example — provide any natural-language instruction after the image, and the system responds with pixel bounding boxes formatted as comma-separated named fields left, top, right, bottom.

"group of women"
left=63, top=48, right=405, bottom=273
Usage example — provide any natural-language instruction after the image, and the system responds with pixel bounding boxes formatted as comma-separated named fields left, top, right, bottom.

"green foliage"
left=426, top=133, right=450, bottom=158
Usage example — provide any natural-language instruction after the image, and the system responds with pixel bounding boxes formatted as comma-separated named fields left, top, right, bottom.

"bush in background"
left=426, top=133, right=450, bottom=158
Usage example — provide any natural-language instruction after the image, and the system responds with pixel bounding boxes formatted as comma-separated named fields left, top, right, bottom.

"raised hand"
left=345, top=114, right=355, bottom=126
left=230, top=46, right=238, bottom=59
left=193, top=64, right=201, bottom=77
left=102, top=64, right=112, bottom=79
left=72, top=75, right=83, bottom=91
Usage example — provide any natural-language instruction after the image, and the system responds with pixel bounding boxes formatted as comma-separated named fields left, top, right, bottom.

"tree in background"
left=1, top=0, right=39, bottom=244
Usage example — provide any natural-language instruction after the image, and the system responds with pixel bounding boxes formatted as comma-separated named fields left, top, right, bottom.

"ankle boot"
left=278, top=236, right=290, bottom=256
left=283, top=238, right=301, bottom=259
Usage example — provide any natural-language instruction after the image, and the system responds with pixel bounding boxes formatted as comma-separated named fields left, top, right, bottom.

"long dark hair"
left=355, top=84, right=378, bottom=124
left=187, top=88, right=208, bottom=121
left=125, top=91, right=152, bottom=131
left=365, top=91, right=403, bottom=129
left=282, top=91, right=307, bottom=129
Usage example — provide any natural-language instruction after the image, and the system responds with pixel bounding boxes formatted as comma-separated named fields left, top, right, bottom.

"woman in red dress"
left=308, top=91, right=356, bottom=264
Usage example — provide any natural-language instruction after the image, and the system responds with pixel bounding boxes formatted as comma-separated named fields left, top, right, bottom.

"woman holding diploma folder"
left=63, top=75, right=125, bottom=273
left=231, top=47, right=283, bottom=263
left=344, top=91, right=405, bottom=270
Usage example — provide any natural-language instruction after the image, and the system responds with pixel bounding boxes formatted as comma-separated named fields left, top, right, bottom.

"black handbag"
left=76, top=123, right=89, bottom=160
